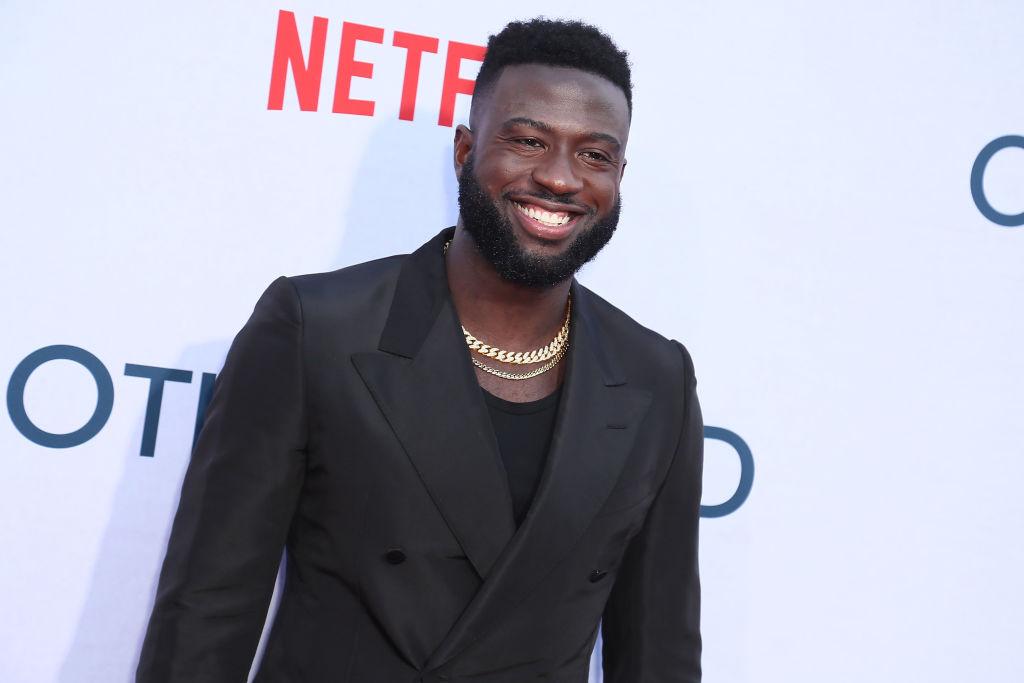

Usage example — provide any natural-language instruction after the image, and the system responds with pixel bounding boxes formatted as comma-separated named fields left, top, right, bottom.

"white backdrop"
left=2, top=1, right=1022, bottom=681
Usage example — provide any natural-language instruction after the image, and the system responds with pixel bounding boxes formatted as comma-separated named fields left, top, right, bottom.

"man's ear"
left=454, top=124, right=474, bottom=176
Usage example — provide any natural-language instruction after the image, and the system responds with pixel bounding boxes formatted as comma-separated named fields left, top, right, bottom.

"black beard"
left=456, top=156, right=620, bottom=288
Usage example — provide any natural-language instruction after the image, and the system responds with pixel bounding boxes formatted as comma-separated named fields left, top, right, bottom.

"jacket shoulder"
left=278, top=254, right=409, bottom=352
left=286, top=253, right=407, bottom=305
left=579, top=284, right=696, bottom=386
left=282, top=254, right=409, bottom=321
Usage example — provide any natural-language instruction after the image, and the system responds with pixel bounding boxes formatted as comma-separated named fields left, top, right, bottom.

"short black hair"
left=472, top=18, right=633, bottom=117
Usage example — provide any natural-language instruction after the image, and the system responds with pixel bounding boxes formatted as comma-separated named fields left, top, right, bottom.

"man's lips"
left=507, top=197, right=588, bottom=241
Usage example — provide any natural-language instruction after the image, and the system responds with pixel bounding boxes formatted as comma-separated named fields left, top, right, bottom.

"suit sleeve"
left=137, top=276, right=308, bottom=683
left=601, top=341, right=703, bottom=682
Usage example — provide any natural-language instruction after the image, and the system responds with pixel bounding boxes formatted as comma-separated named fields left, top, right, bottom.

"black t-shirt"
left=482, top=387, right=562, bottom=528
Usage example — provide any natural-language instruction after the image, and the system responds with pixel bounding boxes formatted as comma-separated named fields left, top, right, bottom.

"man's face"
left=455, top=64, right=630, bottom=287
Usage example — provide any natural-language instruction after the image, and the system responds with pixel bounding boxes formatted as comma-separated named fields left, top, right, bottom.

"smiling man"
left=138, top=18, right=703, bottom=683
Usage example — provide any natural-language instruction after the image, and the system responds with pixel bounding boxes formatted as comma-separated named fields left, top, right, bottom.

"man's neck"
left=444, top=223, right=571, bottom=400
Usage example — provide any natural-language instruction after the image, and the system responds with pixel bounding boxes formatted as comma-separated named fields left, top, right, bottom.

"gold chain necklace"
left=462, top=302, right=569, bottom=364
left=444, top=238, right=570, bottom=380
left=470, top=343, right=568, bottom=380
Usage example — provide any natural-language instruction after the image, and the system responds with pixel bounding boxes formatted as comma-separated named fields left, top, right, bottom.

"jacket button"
left=589, top=569, right=608, bottom=583
left=385, top=548, right=407, bottom=565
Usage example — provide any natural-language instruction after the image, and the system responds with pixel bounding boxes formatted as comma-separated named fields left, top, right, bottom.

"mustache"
left=504, top=191, right=594, bottom=216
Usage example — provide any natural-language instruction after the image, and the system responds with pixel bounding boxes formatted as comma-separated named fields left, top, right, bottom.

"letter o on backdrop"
left=7, top=345, right=114, bottom=448
left=971, top=135, right=1024, bottom=227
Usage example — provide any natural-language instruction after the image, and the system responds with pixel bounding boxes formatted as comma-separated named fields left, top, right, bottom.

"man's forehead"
left=476, top=64, right=630, bottom=138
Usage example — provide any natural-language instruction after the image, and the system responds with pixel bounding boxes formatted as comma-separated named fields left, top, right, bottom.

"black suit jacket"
left=137, top=227, right=703, bottom=682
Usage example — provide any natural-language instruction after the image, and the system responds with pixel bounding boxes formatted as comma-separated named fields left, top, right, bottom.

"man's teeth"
left=515, top=202, right=572, bottom=227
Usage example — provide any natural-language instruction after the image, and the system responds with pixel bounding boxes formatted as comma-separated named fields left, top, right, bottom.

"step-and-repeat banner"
left=2, top=1, right=1021, bottom=681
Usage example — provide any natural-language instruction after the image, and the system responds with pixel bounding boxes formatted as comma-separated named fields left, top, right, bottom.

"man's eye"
left=515, top=138, right=543, bottom=148
left=581, top=150, right=612, bottom=163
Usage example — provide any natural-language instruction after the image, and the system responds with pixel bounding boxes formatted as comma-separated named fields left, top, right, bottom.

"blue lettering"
left=701, top=426, right=754, bottom=518
left=124, top=364, right=193, bottom=457
left=971, top=135, right=1024, bottom=227
left=191, top=371, right=217, bottom=450
left=6, top=345, right=114, bottom=448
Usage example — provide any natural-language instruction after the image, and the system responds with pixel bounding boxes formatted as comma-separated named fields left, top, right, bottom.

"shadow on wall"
left=56, top=338, right=230, bottom=683
left=332, top=117, right=460, bottom=269
left=56, top=117, right=460, bottom=682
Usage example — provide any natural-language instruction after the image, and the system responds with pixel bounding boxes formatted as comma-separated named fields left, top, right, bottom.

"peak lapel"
left=426, top=283, right=653, bottom=669
left=351, top=229, right=516, bottom=579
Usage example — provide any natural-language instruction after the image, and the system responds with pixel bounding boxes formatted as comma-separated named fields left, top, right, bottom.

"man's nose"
left=531, top=149, right=584, bottom=196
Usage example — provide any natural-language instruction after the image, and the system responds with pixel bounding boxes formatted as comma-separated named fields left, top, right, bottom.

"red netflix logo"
left=267, top=10, right=486, bottom=126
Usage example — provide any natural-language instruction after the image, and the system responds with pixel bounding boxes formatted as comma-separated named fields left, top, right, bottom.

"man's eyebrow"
left=582, top=131, right=622, bottom=151
left=499, top=117, right=622, bottom=151
left=499, top=116, right=554, bottom=134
